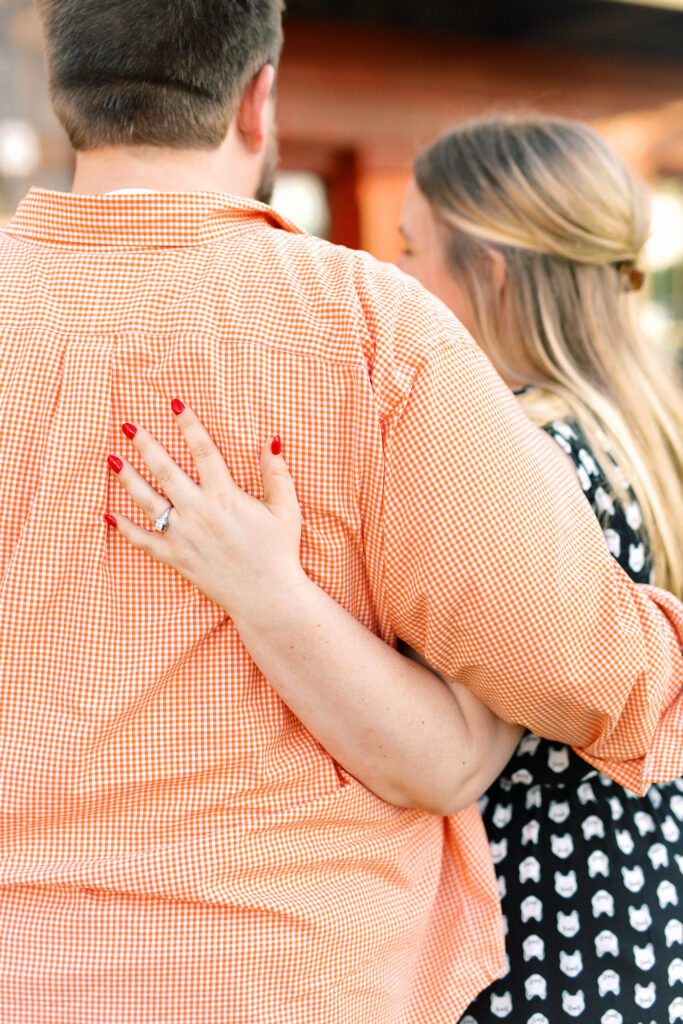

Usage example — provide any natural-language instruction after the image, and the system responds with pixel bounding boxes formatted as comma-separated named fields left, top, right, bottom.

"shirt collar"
left=3, top=187, right=305, bottom=248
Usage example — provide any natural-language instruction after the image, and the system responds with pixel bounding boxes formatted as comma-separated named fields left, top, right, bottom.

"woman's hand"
left=105, top=400, right=307, bottom=619
left=105, top=399, right=522, bottom=814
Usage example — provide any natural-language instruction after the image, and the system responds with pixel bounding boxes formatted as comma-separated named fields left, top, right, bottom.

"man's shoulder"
left=220, top=224, right=475, bottom=386
left=0, top=193, right=476, bottom=416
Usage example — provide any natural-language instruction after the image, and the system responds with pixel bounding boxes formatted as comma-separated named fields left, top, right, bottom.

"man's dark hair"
left=36, top=0, right=284, bottom=150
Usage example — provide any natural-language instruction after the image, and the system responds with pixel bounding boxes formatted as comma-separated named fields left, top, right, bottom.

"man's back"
left=2, top=186, right=683, bottom=1024
left=0, top=187, right=507, bottom=1022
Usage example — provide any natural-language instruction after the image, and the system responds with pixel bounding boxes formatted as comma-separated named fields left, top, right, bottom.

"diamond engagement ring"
left=153, top=505, right=173, bottom=533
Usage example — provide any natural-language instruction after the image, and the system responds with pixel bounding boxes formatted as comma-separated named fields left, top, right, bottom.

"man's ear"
left=236, top=64, right=276, bottom=154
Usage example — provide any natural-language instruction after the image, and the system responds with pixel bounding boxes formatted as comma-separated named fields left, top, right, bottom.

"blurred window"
left=642, top=180, right=683, bottom=357
left=271, top=172, right=330, bottom=238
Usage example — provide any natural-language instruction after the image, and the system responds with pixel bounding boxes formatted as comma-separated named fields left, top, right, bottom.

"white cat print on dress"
left=561, top=990, right=586, bottom=1017
left=597, top=968, right=620, bottom=996
left=582, top=815, right=606, bottom=840
left=648, top=842, right=670, bottom=870
left=521, top=896, right=543, bottom=923
left=628, top=903, right=653, bottom=931
left=548, top=800, right=570, bottom=824
left=588, top=850, right=610, bottom=878
left=554, top=870, right=578, bottom=898
left=522, top=934, right=545, bottom=961
left=524, top=974, right=547, bottom=1000
left=559, top=950, right=583, bottom=978
left=595, top=929, right=619, bottom=957
left=592, top=890, right=615, bottom=918
left=522, top=820, right=540, bottom=845
left=621, top=865, right=645, bottom=892
left=669, top=957, right=683, bottom=985
left=489, top=991, right=513, bottom=1018
left=634, top=980, right=656, bottom=1008
left=557, top=910, right=581, bottom=937
left=550, top=834, right=574, bottom=859
left=659, top=880, right=680, bottom=909
left=633, top=942, right=656, bottom=970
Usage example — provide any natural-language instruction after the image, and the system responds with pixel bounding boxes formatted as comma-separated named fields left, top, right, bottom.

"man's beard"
left=255, top=125, right=279, bottom=205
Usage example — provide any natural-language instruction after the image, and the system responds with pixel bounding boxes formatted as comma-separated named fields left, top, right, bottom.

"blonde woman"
left=108, top=117, right=683, bottom=1022
left=402, top=116, right=683, bottom=1024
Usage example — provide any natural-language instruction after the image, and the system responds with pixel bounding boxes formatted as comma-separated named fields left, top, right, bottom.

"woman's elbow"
left=389, top=763, right=484, bottom=817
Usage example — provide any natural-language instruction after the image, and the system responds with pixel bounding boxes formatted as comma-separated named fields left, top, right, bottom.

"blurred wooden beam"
left=279, top=20, right=683, bottom=173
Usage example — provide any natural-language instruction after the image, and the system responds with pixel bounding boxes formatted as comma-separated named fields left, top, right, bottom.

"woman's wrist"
left=226, top=562, right=315, bottom=635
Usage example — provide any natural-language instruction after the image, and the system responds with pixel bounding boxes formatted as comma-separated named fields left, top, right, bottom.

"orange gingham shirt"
left=1, top=188, right=683, bottom=1024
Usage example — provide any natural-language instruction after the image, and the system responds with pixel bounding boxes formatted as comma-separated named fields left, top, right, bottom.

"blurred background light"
left=271, top=172, right=330, bottom=237
left=602, top=0, right=683, bottom=10
left=645, top=189, right=683, bottom=271
left=0, top=118, right=40, bottom=178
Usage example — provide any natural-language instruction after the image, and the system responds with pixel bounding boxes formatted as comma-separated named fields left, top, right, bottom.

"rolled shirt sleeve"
left=375, top=283, right=683, bottom=795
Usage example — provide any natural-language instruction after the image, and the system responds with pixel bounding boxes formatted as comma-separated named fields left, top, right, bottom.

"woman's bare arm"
left=106, top=402, right=523, bottom=815
left=227, top=569, right=523, bottom=814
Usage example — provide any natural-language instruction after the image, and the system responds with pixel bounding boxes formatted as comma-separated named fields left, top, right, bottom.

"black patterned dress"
left=460, top=418, right=683, bottom=1024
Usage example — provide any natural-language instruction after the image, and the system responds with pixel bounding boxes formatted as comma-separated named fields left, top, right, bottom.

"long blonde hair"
left=414, top=115, right=683, bottom=599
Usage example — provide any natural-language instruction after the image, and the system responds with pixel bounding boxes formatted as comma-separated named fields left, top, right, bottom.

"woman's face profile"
left=396, top=177, right=477, bottom=337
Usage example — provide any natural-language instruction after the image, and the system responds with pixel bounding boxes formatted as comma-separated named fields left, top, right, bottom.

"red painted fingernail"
left=104, top=514, right=117, bottom=528
left=107, top=455, right=123, bottom=473
left=122, top=422, right=137, bottom=440
left=271, top=435, right=281, bottom=456
left=171, top=399, right=185, bottom=416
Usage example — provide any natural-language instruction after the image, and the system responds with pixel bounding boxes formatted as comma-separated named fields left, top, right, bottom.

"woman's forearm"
left=231, top=569, right=523, bottom=815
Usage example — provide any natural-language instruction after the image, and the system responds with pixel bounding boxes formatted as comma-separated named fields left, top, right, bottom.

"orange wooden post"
left=356, top=169, right=411, bottom=263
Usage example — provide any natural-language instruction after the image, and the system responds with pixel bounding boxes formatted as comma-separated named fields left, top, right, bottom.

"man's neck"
left=71, top=136, right=256, bottom=198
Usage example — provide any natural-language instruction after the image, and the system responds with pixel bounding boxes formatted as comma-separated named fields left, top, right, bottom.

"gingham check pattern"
left=0, top=188, right=681, bottom=1023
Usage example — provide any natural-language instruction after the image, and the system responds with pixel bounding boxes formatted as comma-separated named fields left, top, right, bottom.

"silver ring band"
left=153, top=505, right=172, bottom=533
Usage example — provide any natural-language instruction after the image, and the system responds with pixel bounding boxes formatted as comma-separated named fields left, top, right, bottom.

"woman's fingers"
left=105, top=511, right=171, bottom=563
left=120, top=420, right=198, bottom=510
left=105, top=419, right=305, bottom=616
left=170, top=400, right=240, bottom=493
left=108, top=402, right=276, bottom=542
left=107, top=453, right=175, bottom=527
left=260, top=437, right=302, bottom=531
